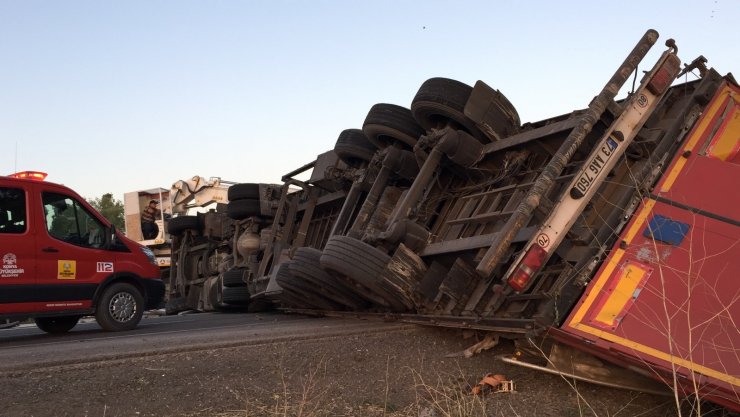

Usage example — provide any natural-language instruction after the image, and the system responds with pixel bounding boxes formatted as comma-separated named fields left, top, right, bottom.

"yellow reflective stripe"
left=571, top=322, right=740, bottom=386
left=570, top=199, right=656, bottom=325
left=593, top=262, right=648, bottom=327
left=707, top=104, right=740, bottom=161
left=568, top=196, right=739, bottom=387
left=661, top=85, right=734, bottom=192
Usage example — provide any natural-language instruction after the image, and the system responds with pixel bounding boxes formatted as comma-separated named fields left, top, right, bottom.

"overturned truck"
left=168, top=30, right=739, bottom=411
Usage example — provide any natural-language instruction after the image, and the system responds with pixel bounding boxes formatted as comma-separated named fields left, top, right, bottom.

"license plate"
left=570, top=137, right=619, bottom=199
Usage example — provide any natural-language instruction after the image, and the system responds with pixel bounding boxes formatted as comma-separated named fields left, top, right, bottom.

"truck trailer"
left=151, top=29, right=738, bottom=411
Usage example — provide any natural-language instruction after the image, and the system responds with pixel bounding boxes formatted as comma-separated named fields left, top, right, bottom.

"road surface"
left=0, top=311, right=684, bottom=417
left=0, top=311, right=410, bottom=373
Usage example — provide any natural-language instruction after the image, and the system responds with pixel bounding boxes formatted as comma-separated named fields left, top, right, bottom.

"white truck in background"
left=123, top=176, right=237, bottom=311
left=123, top=187, right=172, bottom=269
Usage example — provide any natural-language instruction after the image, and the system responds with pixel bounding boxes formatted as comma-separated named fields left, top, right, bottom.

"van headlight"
left=140, top=247, right=157, bottom=266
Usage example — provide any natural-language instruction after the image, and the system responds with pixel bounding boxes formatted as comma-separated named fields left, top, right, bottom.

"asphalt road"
left=0, top=311, right=410, bottom=373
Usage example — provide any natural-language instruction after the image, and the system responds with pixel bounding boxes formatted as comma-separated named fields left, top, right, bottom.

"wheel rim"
left=109, top=292, right=137, bottom=323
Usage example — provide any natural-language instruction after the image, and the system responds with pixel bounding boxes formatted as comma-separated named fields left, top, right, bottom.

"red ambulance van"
left=0, top=171, right=165, bottom=333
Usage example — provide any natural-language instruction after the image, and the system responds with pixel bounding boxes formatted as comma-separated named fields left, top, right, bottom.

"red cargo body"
left=557, top=82, right=740, bottom=410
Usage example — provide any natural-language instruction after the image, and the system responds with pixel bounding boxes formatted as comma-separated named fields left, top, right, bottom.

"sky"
left=1, top=0, right=738, bottom=201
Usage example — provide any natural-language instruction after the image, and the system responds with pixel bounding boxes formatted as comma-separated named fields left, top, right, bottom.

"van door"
left=0, top=185, right=36, bottom=313
left=35, top=191, right=111, bottom=312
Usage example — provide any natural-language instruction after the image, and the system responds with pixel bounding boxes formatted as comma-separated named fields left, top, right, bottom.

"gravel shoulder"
left=1, top=322, right=684, bottom=417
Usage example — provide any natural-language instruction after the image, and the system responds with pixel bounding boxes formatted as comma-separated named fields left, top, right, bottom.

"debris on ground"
left=445, top=334, right=500, bottom=358
left=471, top=373, right=515, bottom=395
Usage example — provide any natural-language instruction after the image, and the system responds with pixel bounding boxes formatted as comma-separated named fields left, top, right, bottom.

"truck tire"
left=222, top=286, right=250, bottom=305
left=34, top=315, right=81, bottom=334
left=320, top=235, right=406, bottom=311
left=228, top=183, right=260, bottom=201
left=274, top=263, right=313, bottom=309
left=167, top=216, right=200, bottom=235
left=411, top=77, right=486, bottom=141
left=275, top=262, right=342, bottom=310
left=95, top=283, right=144, bottom=331
left=334, top=129, right=377, bottom=166
left=363, top=103, right=425, bottom=149
left=223, top=268, right=247, bottom=287
left=226, top=199, right=261, bottom=220
left=289, top=248, right=367, bottom=309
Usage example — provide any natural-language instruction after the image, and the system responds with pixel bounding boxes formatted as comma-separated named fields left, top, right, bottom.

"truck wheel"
left=334, top=129, right=378, bottom=166
left=34, top=315, right=81, bottom=334
left=95, top=283, right=144, bottom=331
left=320, top=235, right=407, bottom=311
left=228, top=183, right=260, bottom=201
left=222, top=286, right=250, bottom=305
left=289, top=248, right=368, bottom=310
left=226, top=199, right=261, bottom=220
left=222, top=268, right=247, bottom=287
left=167, top=215, right=200, bottom=236
left=363, top=103, right=426, bottom=149
left=274, top=263, right=314, bottom=309
left=275, top=262, right=342, bottom=310
left=411, top=77, right=486, bottom=141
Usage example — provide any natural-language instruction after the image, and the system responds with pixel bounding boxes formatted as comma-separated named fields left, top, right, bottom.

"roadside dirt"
left=1, top=323, right=691, bottom=417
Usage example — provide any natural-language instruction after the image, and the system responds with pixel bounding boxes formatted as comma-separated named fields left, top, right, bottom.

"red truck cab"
left=0, top=172, right=165, bottom=333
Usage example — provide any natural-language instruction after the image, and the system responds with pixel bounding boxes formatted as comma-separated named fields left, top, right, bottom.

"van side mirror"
left=106, top=224, right=118, bottom=249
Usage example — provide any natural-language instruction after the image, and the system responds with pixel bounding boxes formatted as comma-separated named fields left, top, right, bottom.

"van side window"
left=42, top=192, right=105, bottom=248
left=0, top=187, right=26, bottom=234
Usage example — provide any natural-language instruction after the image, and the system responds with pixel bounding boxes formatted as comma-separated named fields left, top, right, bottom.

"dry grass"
left=203, top=356, right=509, bottom=417
left=407, top=367, right=489, bottom=417
left=212, top=351, right=335, bottom=417
left=185, top=344, right=688, bottom=417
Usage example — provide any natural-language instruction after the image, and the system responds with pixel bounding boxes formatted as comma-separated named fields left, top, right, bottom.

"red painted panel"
left=614, top=203, right=738, bottom=371
left=0, top=300, right=92, bottom=314
left=658, top=154, right=740, bottom=221
left=562, top=199, right=740, bottom=400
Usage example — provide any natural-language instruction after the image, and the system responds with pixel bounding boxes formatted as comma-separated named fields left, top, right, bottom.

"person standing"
left=141, top=199, right=161, bottom=239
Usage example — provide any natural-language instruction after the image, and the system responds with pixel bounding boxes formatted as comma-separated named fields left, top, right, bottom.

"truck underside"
left=163, top=30, right=738, bottom=410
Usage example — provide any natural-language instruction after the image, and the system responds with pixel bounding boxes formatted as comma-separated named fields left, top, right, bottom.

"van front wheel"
left=96, top=283, right=144, bottom=331
left=35, top=315, right=81, bottom=334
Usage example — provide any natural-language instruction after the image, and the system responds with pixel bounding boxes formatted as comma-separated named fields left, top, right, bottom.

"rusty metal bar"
left=280, top=308, right=535, bottom=333
left=329, top=175, right=365, bottom=237
left=446, top=210, right=515, bottom=226
left=257, top=183, right=293, bottom=277
left=348, top=164, right=392, bottom=239
left=293, top=187, right=319, bottom=249
left=384, top=147, right=443, bottom=229
left=476, top=29, right=660, bottom=277
left=281, top=160, right=315, bottom=183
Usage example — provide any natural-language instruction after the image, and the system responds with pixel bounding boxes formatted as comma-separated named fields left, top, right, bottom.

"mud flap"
left=379, top=243, right=428, bottom=310
left=165, top=296, right=188, bottom=315
left=428, top=259, right=482, bottom=315
left=464, top=80, right=520, bottom=141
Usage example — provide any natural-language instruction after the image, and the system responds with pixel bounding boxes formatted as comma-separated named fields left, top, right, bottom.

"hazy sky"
left=2, top=0, right=737, bottom=201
